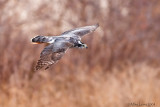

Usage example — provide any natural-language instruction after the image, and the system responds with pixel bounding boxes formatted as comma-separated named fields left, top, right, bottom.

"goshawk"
left=32, top=24, right=99, bottom=70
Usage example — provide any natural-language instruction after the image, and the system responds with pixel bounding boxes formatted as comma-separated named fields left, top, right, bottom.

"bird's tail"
left=31, top=35, right=51, bottom=44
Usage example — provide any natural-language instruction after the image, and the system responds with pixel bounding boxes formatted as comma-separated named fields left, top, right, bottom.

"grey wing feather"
left=61, top=24, right=99, bottom=37
left=35, top=44, right=55, bottom=70
left=35, top=40, right=73, bottom=70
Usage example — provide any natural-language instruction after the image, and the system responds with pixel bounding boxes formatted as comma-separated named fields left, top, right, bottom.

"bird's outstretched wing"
left=35, top=39, right=73, bottom=70
left=61, top=24, right=99, bottom=37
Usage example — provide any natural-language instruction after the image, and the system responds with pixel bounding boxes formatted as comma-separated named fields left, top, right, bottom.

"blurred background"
left=0, top=0, right=160, bottom=107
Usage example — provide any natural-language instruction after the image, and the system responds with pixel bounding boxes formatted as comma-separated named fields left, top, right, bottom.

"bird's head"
left=82, top=44, right=88, bottom=49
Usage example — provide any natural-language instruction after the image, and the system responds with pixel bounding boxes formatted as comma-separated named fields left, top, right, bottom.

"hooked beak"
left=83, top=44, right=88, bottom=49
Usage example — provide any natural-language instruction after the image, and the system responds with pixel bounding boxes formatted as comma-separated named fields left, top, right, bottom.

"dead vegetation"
left=0, top=0, right=160, bottom=107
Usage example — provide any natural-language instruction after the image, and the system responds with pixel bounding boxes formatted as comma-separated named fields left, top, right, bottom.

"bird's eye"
left=78, top=44, right=82, bottom=47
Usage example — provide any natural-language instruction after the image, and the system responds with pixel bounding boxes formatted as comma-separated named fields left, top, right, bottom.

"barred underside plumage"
left=35, top=52, right=64, bottom=70
left=35, top=43, right=69, bottom=70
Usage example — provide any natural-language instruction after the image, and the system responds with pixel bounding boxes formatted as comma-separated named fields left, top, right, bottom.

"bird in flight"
left=32, top=24, right=99, bottom=70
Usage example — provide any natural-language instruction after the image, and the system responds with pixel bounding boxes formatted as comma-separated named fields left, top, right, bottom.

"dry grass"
left=0, top=64, right=160, bottom=107
left=0, top=0, right=160, bottom=107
